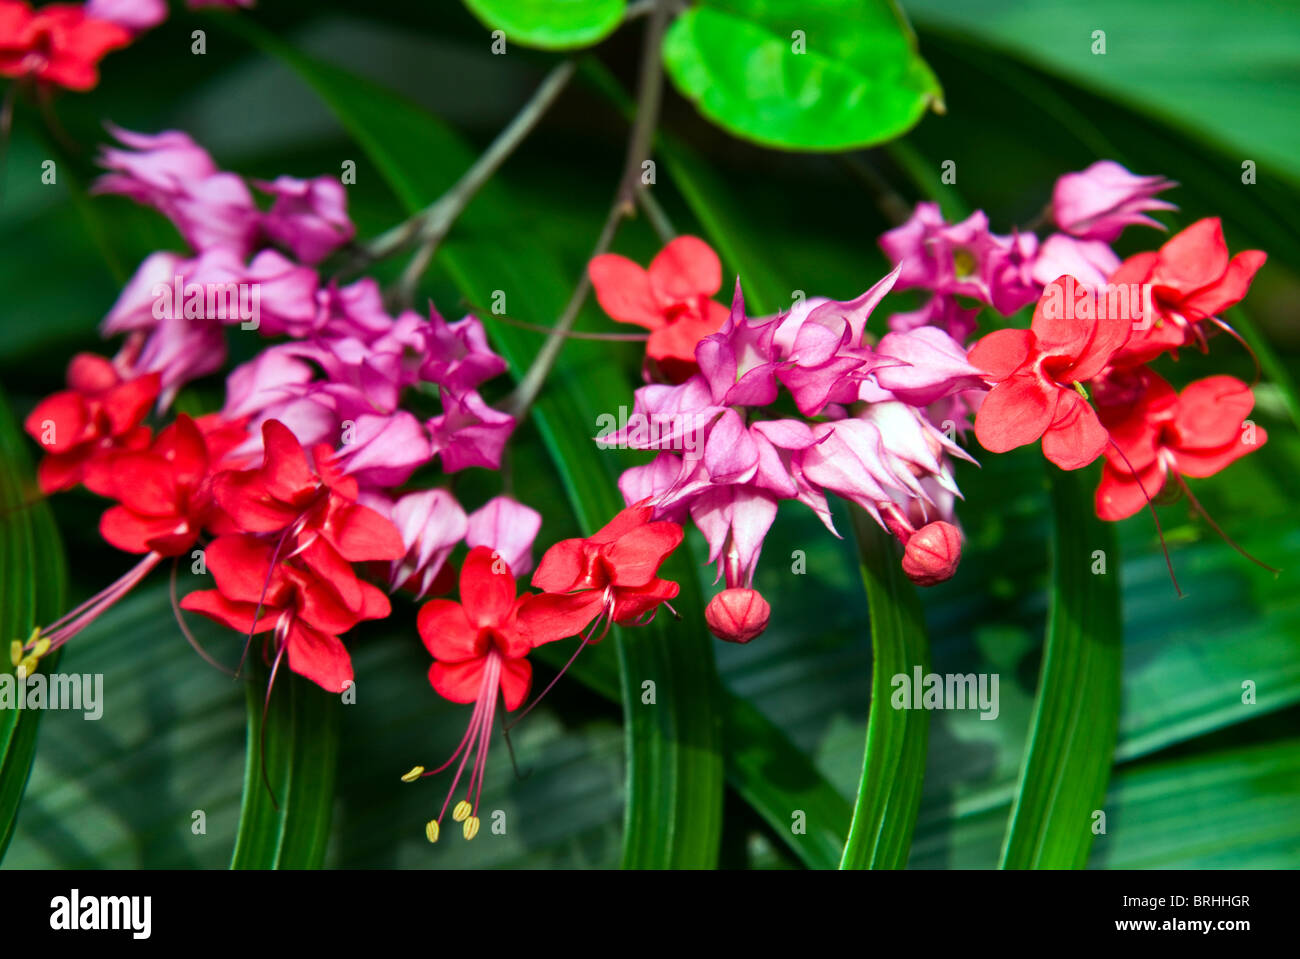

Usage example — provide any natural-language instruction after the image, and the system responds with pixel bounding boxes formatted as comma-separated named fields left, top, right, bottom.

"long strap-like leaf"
left=1000, top=465, right=1122, bottom=868
left=839, top=507, right=931, bottom=868
left=0, top=386, right=68, bottom=863
left=231, top=660, right=340, bottom=869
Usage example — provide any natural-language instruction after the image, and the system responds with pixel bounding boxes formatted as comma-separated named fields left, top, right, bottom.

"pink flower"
left=333, top=411, right=432, bottom=488
left=85, top=0, right=167, bottom=32
left=426, top=390, right=517, bottom=473
left=257, top=175, right=355, bottom=265
left=1031, top=233, right=1120, bottom=292
left=387, top=489, right=468, bottom=599
left=420, top=307, right=509, bottom=394
left=465, top=497, right=542, bottom=578
left=887, top=294, right=979, bottom=344
left=94, top=126, right=260, bottom=257
left=1052, top=160, right=1176, bottom=243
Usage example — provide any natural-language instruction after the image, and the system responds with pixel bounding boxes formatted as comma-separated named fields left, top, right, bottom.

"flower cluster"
left=17, top=123, right=688, bottom=845
left=592, top=254, right=982, bottom=643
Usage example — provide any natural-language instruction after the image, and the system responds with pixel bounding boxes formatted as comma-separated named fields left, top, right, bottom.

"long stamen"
left=38, top=552, right=162, bottom=651
left=1206, top=315, right=1263, bottom=386
left=1106, top=438, right=1183, bottom=598
left=1171, top=472, right=1278, bottom=573
left=258, top=617, right=293, bottom=810
left=239, top=524, right=296, bottom=678
left=169, top=559, right=235, bottom=675
left=504, top=609, right=607, bottom=731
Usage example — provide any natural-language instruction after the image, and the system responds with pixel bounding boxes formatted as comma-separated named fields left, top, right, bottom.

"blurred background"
left=2, top=0, right=1298, bottom=868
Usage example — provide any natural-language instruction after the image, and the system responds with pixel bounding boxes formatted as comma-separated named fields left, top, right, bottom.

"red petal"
left=321, top=498, right=405, bottom=562
left=1181, top=249, right=1267, bottom=319
left=967, top=328, right=1034, bottom=381
left=205, top=534, right=280, bottom=606
left=416, top=598, right=483, bottom=662
left=99, top=505, right=174, bottom=555
left=588, top=254, right=663, bottom=329
left=258, top=419, right=317, bottom=502
left=101, top=373, right=160, bottom=436
left=212, top=470, right=302, bottom=533
left=604, top=521, right=683, bottom=587
left=25, top=391, right=88, bottom=453
left=1172, top=376, right=1254, bottom=450
left=516, top=591, right=603, bottom=647
left=179, top=589, right=277, bottom=634
left=589, top=504, right=655, bottom=545
left=973, top=376, right=1056, bottom=453
left=1154, top=218, right=1229, bottom=293
left=531, top=538, right=589, bottom=593
left=1171, top=426, right=1266, bottom=478
left=648, top=236, right=722, bottom=300
left=1095, top=461, right=1166, bottom=521
left=499, top=657, right=533, bottom=711
left=611, top=578, right=679, bottom=624
left=459, top=545, right=517, bottom=629
left=286, top=621, right=354, bottom=694
left=66, top=354, right=120, bottom=393
left=1042, top=390, right=1108, bottom=470
left=428, top=658, right=487, bottom=705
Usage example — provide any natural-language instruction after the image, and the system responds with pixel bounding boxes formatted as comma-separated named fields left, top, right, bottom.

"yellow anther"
left=32, top=637, right=50, bottom=659
left=17, top=656, right=38, bottom=676
left=452, top=800, right=472, bottom=822
left=463, top=816, right=480, bottom=840
left=1073, top=381, right=1090, bottom=400
left=400, top=766, right=425, bottom=783
left=9, top=640, right=21, bottom=667
left=425, top=820, right=440, bottom=844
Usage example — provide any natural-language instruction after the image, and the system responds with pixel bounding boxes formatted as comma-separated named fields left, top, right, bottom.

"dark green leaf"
left=230, top=662, right=341, bottom=869
left=839, top=508, right=930, bottom=869
left=999, top=465, right=1122, bottom=868
left=0, top=385, right=67, bottom=863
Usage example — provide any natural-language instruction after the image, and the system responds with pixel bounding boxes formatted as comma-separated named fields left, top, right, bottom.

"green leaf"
left=999, top=465, right=1122, bottom=868
left=0, top=384, right=67, bottom=863
left=230, top=662, right=341, bottom=869
left=661, top=0, right=942, bottom=151
left=839, top=508, right=930, bottom=869
left=904, top=0, right=1300, bottom=187
left=462, top=0, right=626, bottom=50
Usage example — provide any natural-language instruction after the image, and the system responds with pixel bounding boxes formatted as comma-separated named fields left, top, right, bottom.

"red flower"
left=181, top=533, right=392, bottom=693
left=969, top=274, right=1129, bottom=470
left=0, top=2, right=131, bottom=91
left=212, top=419, right=405, bottom=562
left=1094, top=369, right=1266, bottom=521
left=408, top=546, right=593, bottom=842
left=1110, top=218, right=1266, bottom=367
left=589, top=236, right=729, bottom=382
left=529, top=504, right=683, bottom=637
left=82, top=413, right=223, bottom=557
left=24, top=353, right=159, bottom=493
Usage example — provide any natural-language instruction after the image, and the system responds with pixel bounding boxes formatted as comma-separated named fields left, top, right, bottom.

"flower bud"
left=901, top=521, right=962, bottom=587
left=705, top=588, right=771, bottom=644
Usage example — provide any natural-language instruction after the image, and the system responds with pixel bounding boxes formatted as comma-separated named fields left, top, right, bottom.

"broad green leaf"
left=905, top=0, right=1300, bottom=187
left=230, top=662, right=341, bottom=869
left=839, top=509, right=930, bottom=869
left=462, top=0, right=626, bottom=50
left=0, top=386, right=67, bottom=862
left=661, top=0, right=942, bottom=151
left=1000, top=465, right=1122, bottom=869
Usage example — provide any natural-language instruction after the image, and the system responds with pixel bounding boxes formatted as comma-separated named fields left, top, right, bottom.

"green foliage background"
left=1, top=0, right=1298, bottom=869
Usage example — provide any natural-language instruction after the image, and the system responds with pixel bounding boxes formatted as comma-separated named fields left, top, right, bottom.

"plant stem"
left=350, top=59, right=576, bottom=285
left=502, top=0, right=671, bottom=420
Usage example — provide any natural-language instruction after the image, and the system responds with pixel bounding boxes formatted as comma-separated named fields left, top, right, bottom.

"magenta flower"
left=426, top=389, right=516, bottom=473
left=420, top=307, right=509, bottom=394
left=887, top=294, right=980, bottom=343
left=257, top=175, right=356, bottom=265
left=1030, top=233, right=1121, bottom=292
left=385, top=489, right=468, bottom=599
left=94, top=126, right=260, bottom=257
left=85, top=0, right=168, bottom=32
left=1052, top=160, right=1176, bottom=243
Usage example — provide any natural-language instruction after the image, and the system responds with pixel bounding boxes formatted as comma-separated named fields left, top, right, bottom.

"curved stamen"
left=1171, top=472, right=1278, bottom=574
left=1106, top=438, right=1184, bottom=598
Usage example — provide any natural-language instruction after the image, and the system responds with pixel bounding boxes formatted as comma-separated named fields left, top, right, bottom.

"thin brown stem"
left=502, top=0, right=671, bottom=420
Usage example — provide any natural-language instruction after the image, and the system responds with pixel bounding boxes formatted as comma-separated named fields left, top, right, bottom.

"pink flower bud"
left=705, top=588, right=771, bottom=644
left=901, top=521, right=962, bottom=587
